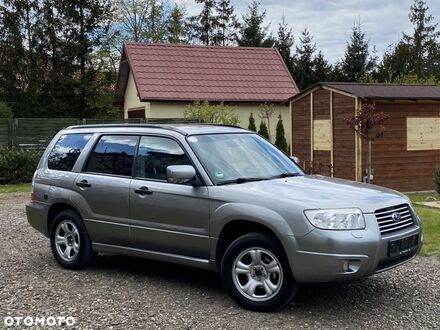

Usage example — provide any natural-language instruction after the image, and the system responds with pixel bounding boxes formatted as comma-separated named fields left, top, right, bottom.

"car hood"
left=221, top=175, right=409, bottom=213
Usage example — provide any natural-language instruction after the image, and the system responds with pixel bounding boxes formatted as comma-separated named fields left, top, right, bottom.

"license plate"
left=388, top=234, right=419, bottom=257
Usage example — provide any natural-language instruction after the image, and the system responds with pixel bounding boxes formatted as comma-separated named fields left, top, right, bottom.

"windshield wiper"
left=270, top=172, right=303, bottom=179
left=217, top=177, right=267, bottom=186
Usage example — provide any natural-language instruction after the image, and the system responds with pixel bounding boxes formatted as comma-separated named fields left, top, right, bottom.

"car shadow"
left=86, top=253, right=400, bottom=314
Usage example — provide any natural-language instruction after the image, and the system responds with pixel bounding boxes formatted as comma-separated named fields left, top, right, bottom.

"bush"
left=248, top=112, right=256, bottom=131
left=0, top=148, right=42, bottom=184
left=258, top=120, right=269, bottom=139
left=275, top=114, right=288, bottom=154
left=435, top=167, right=440, bottom=195
left=184, top=100, right=240, bottom=125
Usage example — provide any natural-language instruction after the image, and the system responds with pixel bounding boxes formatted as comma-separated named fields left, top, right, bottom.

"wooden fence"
left=0, top=118, right=199, bottom=149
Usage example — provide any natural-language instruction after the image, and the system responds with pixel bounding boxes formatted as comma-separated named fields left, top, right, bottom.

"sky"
left=181, top=0, right=440, bottom=64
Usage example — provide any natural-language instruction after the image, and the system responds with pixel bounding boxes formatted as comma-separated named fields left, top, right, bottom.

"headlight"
left=304, top=208, right=365, bottom=230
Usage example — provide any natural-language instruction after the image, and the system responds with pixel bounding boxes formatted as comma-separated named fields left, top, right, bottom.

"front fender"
left=210, top=202, right=294, bottom=238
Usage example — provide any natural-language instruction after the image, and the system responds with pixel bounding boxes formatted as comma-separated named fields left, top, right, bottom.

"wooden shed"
left=290, top=83, right=440, bottom=192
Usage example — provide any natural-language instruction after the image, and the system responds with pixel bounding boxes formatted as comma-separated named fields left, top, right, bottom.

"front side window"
left=48, top=134, right=92, bottom=171
left=86, top=135, right=138, bottom=176
left=187, top=133, right=303, bottom=184
left=135, top=136, right=191, bottom=181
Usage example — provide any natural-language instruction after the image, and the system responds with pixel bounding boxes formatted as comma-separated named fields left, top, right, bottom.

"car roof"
left=66, top=123, right=250, bottom=136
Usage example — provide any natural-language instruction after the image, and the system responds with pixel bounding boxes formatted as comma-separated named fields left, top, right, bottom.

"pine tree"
left=258, top=120, right=269, bottom=139
left=275, top=16, right=294, bottom=72
left=215, top=0, right=240, bottom=46
left=293, top=29, right=316, bottom=90
left=313, top=51, right=332, bottom=82
left=275, top=114, right=288, bottom=154
left=402, top=0, right=440, bottom=78
left=189, top=0, right=218, bottom=45
left=340, top=20, right=372, bottom=82
left=237, top=1, right=272, bottom=47
left=60, top=0, right=113, bottom=118
left=167, top=3, right=187, bottom=43
left=146, top=0, right=167, bottom=42
left=248, top=112, right=256, bottom=131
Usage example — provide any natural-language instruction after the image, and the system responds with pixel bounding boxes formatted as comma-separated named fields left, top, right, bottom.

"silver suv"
left=26, top=124, right=422, bottom=311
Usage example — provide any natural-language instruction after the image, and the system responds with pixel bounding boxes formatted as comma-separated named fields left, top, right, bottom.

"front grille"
left=374, top=204, right=414, bottom=234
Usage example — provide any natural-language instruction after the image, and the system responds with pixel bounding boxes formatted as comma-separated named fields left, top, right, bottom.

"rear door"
left=129, top=135, right=210, bottom=258
left=73, top=135, right=138, bottom=247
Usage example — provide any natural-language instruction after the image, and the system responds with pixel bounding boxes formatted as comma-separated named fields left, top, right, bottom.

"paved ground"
left=1, top=193, right=439, bottom=329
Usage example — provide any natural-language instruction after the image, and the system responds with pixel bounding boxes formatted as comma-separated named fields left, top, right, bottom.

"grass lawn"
left=407, top=192, right=440, bottom=257
left=0, top=183, right=31, bottom=193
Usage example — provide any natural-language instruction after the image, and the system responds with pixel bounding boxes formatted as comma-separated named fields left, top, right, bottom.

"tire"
left=221, top=232, right=298, bottom=312
left=50, top=210, right=96, bottom=270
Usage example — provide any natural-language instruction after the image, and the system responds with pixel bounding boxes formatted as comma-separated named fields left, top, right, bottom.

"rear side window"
left=135, top=136, right=191, bottom=181
left=48, top=134, right=92, bottom=171
left=86, top=135, right=138, bottom=176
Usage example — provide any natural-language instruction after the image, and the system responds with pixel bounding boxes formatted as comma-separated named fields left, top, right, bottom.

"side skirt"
left=92, top=242, right=217, bottom=272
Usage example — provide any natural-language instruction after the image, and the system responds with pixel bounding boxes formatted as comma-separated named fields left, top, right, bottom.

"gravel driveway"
left=1, top=193, right=439, bottom=329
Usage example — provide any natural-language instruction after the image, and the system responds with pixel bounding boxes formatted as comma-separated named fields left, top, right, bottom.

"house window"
left=407, top=118, right=440, bottom=151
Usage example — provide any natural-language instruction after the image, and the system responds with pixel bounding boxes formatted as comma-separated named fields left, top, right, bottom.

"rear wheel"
left=221, top=232, right=298, bottom=311
left=50, top=210, right=95, bottom=270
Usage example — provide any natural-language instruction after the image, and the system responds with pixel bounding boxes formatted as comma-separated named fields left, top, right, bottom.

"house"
left=290, top=82, right=440, bottom=192
left=114, top=42, right=299, bottom=143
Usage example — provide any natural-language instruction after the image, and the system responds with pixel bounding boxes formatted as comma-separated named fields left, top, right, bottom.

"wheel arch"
left=47, top=202, right=82, bottom=235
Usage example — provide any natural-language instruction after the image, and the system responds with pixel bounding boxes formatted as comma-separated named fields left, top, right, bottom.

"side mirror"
left=290, top=156, right=300, bottom=164
left=167, top=165, right=196, bottom=184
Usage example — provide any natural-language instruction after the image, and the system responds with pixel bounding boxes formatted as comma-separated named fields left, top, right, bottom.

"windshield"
left=187, top=133, right=303, bottom=185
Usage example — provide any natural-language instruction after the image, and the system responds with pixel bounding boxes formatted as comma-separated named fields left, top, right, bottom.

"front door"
left=129, top=135, right=210, bottom=259
left=73, top=135, right=139, bottom=247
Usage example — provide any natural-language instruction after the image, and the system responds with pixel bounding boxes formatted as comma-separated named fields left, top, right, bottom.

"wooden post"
left=310, top=92, right=314, bottom=173
left=330, top=91, right=334, bottom=177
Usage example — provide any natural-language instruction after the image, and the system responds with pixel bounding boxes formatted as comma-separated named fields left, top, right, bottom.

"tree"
left=293, top=29, right=316, bottom=90
left=340, top=20, right=373, bottom=82
left=402, top=0, right=440, bottom=78
left=248, top=112, right=256, bottom=131
left=183, top=100, right=240, bottom=125
left=59, top=0, right=114, bottom=118
left=275, top=16, right=294, bottom=72
left=167, top=3, right=187, bottom=43
left=313, top=51, right=332, bottom=82
left=377, top=0, right=440, bottom=81
left=188, top=0, right=218, bottom=45
left=258, top=120, right=269, bottom=139
left=258, top=102, right=275, bottom=138
left=0, top=102, right=13, bottom=118
left=113, top=0, right=152, bottom=42
left=215, top=0, right=239, bottom=46
left=275, top=114, right=288, bottom=154
left=344, top=103, right=389, bottom=183
left=237, top=1, right=273, bottom=47
left=145, top=0, right=167, bottom=42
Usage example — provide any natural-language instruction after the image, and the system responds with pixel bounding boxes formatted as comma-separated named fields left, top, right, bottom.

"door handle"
left=134, top=186, right=153, bottom=195
left=76, top=180, right=91, bottom=188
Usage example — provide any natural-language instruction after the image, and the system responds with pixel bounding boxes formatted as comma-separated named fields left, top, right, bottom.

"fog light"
left=342, top=260, right=361, bottom=273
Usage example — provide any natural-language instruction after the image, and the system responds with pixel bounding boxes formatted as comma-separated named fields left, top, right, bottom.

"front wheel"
left=221, top=232, right=298, bottom=311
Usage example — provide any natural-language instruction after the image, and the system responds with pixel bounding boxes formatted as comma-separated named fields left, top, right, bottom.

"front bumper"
left=284, top=214, right=422, bottom=283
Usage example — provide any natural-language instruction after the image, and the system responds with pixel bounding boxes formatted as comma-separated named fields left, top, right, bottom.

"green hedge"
left=0, top=148, right=43, bottom=184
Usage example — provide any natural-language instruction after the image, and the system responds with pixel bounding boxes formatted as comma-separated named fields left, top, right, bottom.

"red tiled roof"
left=114, top=43, right=299, bottom=104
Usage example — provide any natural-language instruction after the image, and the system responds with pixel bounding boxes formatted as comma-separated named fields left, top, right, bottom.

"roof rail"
left=66, top=123, right=187, bottom=135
